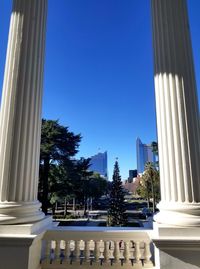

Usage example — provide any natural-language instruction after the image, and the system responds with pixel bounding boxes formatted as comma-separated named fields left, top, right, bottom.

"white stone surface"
left=152, top=223, right=200, bottom=269
left=0, top=216, right=52, bottom=235
left=0, top=232, right=43, bottom=269
left=151, top=0, right=200, bottom=267
left=151, top=0, right=200, bottom=226
left=0, top=0, right=47, bottom=224
left=0, top=216, right=52, bottom=269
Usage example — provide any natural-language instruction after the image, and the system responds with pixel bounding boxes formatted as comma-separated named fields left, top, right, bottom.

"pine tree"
left=107, top=160, right=127, bottom=226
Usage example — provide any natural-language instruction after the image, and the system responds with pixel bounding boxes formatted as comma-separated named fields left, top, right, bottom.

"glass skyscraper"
left=136, top=138, right=156, bottom=174
left=89, top=151, right=108, bottom=178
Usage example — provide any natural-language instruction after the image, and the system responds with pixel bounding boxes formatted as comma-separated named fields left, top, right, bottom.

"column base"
left=154, top=201, right=200, bottom=227
left=0, top=216, right=52, bottom=269
left=151, top=223, right=200, bottom=269
left=0, top=216, right=52, bottom=234
left=0, top=200, right=45, bottom=224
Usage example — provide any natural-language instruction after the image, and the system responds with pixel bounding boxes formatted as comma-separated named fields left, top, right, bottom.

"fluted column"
left=152, top=0, right=200, bottom=226
left=0, top=0, right=47, bottom=224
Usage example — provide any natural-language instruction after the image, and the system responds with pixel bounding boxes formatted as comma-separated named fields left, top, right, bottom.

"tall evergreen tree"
left=107, top=160, right=127, bottom=226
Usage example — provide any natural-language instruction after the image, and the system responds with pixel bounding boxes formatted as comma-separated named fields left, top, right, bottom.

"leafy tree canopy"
left=39, top=119, right=81, bottom=214
left=137, top=162, right=160, bottom=212
left=40, top=119, right=81, bottom=162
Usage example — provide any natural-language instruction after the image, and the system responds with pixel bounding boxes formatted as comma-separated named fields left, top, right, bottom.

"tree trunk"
left=64, top=197, right=67, bottom=217
left=150, top=174, right=156, bottom=213
left=52, top=203, right=55, bottom=216
left=73, top=197, right=76, bottom=212
left=83, top=196, right=87, bottom=216
left=146, top=182, right=150, bottom=209
left=41, top=157, right=50, bottom=214
left=90, top=197, right=93, bottom=211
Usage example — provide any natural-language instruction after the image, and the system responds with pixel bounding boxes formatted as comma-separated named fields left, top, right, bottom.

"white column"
left=152, top=0, right=200, bottom=226
left=0, top=0, right=47, bottom=224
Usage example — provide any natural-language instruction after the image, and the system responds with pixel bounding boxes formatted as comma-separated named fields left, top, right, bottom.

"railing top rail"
left=44, top=226, right=153, bottom=241
left=48, top=225, right=153, bottom=232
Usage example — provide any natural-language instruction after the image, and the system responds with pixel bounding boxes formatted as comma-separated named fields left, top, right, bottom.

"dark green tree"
left=71, top=157, right=93, bottom=214
left=88, top=173, right=108, bottom=199
left=107, top=161, right=127, bottom=226
left=47, top=162, right=75, bottom=215
left=38, top=119, right=81, bottom=214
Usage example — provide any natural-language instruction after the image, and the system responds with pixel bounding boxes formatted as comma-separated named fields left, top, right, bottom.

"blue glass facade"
left=136, top=138, right=156, bottom=173
left=89, top=151, right=108, bottom=178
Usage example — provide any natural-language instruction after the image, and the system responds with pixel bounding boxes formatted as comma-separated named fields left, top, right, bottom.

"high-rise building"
left=128, top=169, right=137, bottom=183
left=136, top=138, right=156, bottom=174
left=89, top=151, right=108, bottom=178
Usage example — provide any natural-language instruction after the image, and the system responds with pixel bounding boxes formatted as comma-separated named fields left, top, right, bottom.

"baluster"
left=50, top=240, right=56, bottom=264
left=129, top=240, right=135, bottom=266
left=139, top=242, right=145, bottom=265
left=134, top=241, right=142, bottom=264
left=118, top=240, right=125, bottom=266
left=69, top=240, right=76, bottom=264
left=60, top=240, right=66, bottom=264
left=106, top=241, right=115, bottom=266
left=87, top=240, right=95, bottom=265
left=98, top=240, right=105, bottom=265
left=144, top=241, right=153, bottom=267
left=79, top=240, right=85, bottom=265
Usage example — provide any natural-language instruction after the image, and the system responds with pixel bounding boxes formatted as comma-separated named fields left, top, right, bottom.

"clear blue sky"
left=1, top=1, right=200, bottom=179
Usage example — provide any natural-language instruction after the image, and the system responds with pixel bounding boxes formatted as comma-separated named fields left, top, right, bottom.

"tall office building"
left=128, top=169, right=138, bottom=183
left=136, top=138, right=156, bottom=174
left=89, top=151, right=108, bottom=178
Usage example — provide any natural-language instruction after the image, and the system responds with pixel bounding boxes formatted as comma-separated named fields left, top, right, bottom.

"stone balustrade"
left=41, top=227, right=154, bottom=268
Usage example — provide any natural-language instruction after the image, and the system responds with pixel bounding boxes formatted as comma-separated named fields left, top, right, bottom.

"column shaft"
left=152, top=0, right=200, bottom=226
left=0, top=0, right=47, bottom=224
